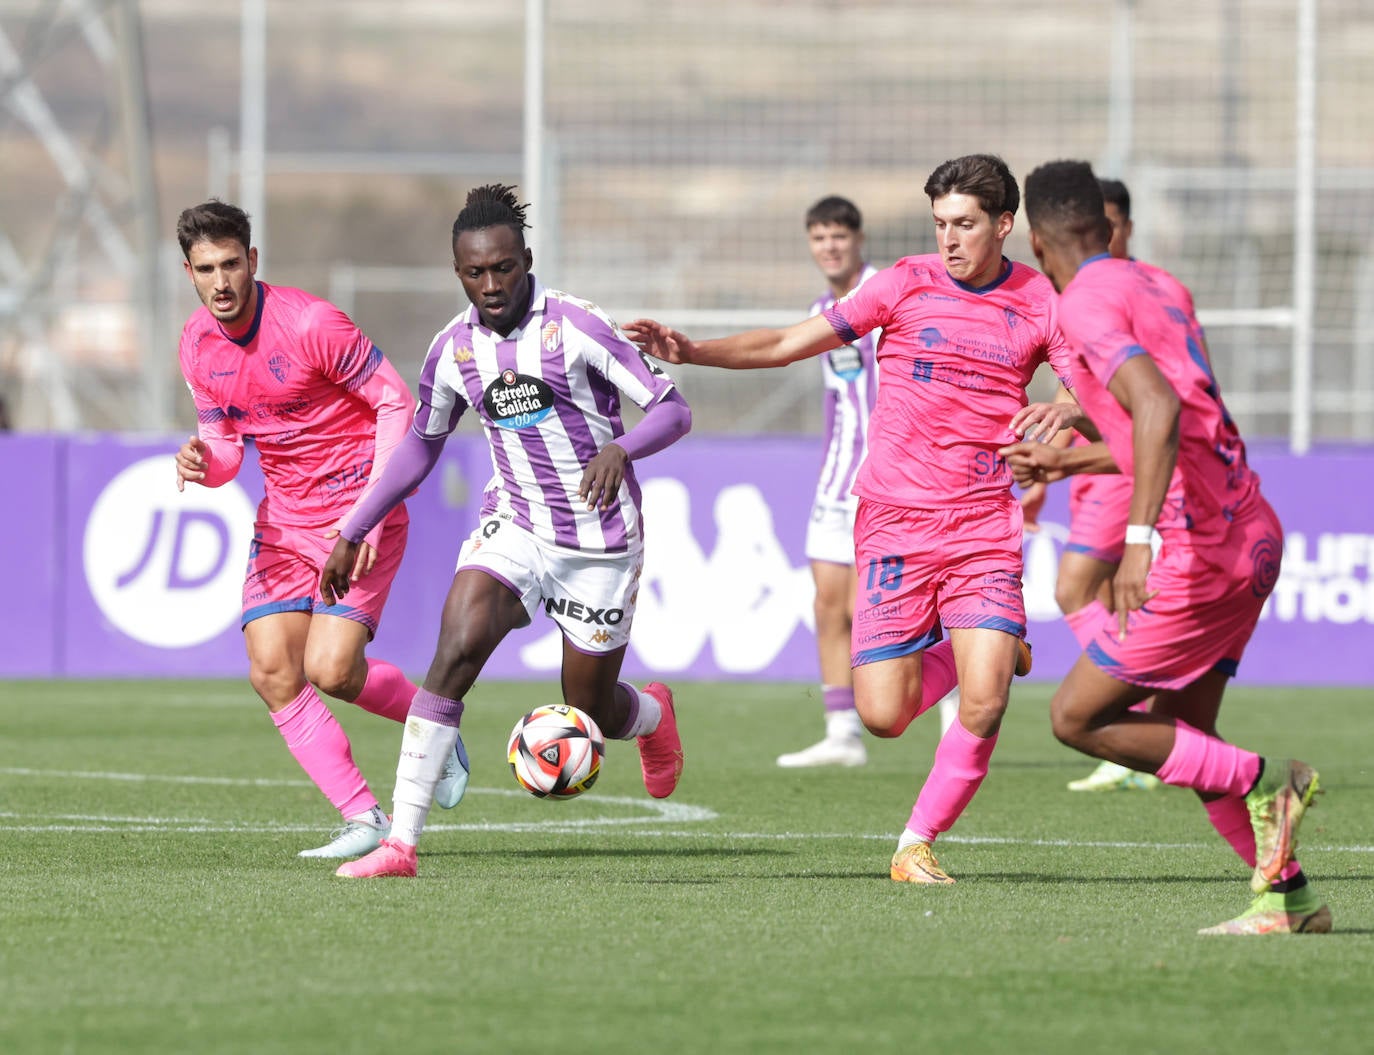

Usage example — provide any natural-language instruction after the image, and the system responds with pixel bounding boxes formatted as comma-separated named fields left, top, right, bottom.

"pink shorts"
left=242, top=509, right=409, bottom=637
left=1067, top=472, right=1133, bottom=564
left=1064, top=494, right=1282, bottom=690
left=851, top=496, right=1026, bottom=666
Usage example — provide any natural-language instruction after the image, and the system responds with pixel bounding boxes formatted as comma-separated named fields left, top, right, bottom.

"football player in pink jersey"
left=322, top=185, right=692, bottom=880
left=629, top=155, right=1073, bottom=885
left=1002, top=160, right=1327, bottom=935
left=173, top=200, right=466, bottom=859
left=1020, top=179, right=1161, bottom=794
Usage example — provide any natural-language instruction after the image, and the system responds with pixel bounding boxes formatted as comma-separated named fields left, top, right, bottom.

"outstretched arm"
left=624, top=314, right=841, bottom=370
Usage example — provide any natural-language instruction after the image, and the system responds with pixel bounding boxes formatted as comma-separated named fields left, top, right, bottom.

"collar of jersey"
left=1077, top=252, right=1114, bottom=273
left=221, top=281, right=266, bottom=347
left=465, top=275, right=547, bottom=336
left=949, top=257, right=1013, bottom=294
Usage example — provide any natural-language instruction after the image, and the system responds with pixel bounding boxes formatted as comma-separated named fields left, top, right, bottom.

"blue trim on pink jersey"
left=824, top=306, right=860, bottom=344
left=1076, top=253, right=1114, bottom=273
left=950, top=257, right=1013, bottom=294
left=343, top=345, right=384, bottom=393
left=224, top=282, right=267, bottom=347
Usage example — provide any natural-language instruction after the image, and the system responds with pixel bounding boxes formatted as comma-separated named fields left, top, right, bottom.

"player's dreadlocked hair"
left=1024, top=160, right=1112, bottom=245
left=452, top=184, right=530, bottom=246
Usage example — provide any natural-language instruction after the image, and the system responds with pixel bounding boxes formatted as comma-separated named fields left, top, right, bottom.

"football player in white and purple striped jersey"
left=322, top=185, right=692, bottom=879
left=777, top=196, right=881, bottom=769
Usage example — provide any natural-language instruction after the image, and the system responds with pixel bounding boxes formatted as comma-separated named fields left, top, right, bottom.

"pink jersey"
left=826, top=255, right=1074, bottom=508
left=1057, top=256, right=1260, bottom=544
left=179, top=281, right=403, bottom=529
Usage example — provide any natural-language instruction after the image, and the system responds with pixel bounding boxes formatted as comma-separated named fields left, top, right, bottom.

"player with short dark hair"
left=775, top=195, right=881, bottom=769
left=174, top=199, right=466, bottom=859
left=1019, top=177, right=1162, bottom=794
left=1003, top=159, right=1328, bottom=935
left=629, top=154, right=1072, bottom=885
left=325, top=184, right=693, bottom=879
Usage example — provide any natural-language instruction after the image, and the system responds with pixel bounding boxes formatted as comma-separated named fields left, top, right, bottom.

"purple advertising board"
left=1, top=433, right=1372, bottom=686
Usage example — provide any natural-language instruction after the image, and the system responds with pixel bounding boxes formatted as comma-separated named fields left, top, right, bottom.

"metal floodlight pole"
left=1103, top=0, right=1135, bottom=176
left=240, top=0, right=267, bottom=273
left=523, top=0, right=546, bottom=268
left=112, top=0, right=165, bottom=429
left=1291, top=0, right=1316, bottom=454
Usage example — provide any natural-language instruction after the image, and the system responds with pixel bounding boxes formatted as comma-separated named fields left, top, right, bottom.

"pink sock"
left=271, top=683, right=375, bottom=819
left=906, top=717, right=999, bottom=841
left=1203, top=795, right=1302, bottom=881
left=350, top=658, right=418, bottom=723
left=1155, top=721, right=1261, bottom=796
left=913, top=640, right=958, bottom=719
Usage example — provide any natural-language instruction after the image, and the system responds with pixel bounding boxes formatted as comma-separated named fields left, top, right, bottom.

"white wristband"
left=1124, top=524, right=1154, bottom=546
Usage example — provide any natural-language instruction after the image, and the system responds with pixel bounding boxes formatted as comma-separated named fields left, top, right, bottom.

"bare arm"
left=1107, top=354, right=1179, bottom=538
left=624, top=314, right=842, bottom=370
left=1104, top=353, right=1180, bottom=637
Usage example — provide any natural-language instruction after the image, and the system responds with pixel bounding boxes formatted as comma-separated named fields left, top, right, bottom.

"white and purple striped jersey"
left=413, top=278, right=678, bottom=554
left=810, top=265, right=879, bottom=506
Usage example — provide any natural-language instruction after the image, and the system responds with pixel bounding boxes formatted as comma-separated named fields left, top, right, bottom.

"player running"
left=1004, top=160, right=1327, bottom=935
left=1020, top=178, right=1161, bottom=794
left=629, top=154, right=1071, bottom=885
left=174, top=200, right=466, bottom=859
left=324, top=184, right=692, bottom=879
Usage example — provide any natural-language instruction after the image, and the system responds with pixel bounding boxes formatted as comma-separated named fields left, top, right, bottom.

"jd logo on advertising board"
left=83, top=456, right=256, bottom=647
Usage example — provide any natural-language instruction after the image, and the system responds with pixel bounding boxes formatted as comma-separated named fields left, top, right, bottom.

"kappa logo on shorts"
left=589, top=629, right=613, bottom=645
left=483, top=370, right=556, bottom=430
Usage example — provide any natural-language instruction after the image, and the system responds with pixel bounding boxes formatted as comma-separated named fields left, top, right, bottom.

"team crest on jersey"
left=541, top=321, right=561, bottom=353
left=483, top=370, right=556, bottom=429
left=267, top=352, right=291, bottom=383
left=452, top=345, right=474, bottom=364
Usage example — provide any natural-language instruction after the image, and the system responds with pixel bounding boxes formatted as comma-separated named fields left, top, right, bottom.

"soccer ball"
left=506, top=704, right=605, bottom=799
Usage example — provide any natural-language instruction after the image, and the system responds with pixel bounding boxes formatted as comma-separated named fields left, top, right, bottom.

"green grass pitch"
left=2, top=678, right=1370, bottom=1054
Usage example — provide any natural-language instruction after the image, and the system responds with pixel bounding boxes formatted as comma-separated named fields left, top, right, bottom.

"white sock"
left=897, top=827, right=928, bottom=852
left=937, top=690, right=960, bottom=737
left=825, top=708, right=864, bottom=741
left=346, top=804, right=389, bottom=830
left=390, top=717, right=459, bottom=847
left=619, top=684, right=662, bottom=739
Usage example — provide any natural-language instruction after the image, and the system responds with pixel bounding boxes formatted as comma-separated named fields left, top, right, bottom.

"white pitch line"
left=0, top=810, right=1370, bottom=853
left=2, top=767, right=1371, bottom=853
